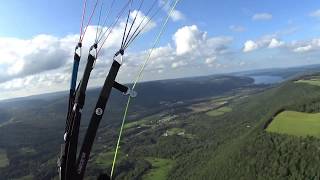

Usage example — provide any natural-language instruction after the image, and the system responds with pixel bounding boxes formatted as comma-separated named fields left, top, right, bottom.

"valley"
left=1, top=68, right=320, bottom=179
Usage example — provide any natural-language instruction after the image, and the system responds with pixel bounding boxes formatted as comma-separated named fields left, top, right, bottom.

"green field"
left=94, top=151, right=125, bottom=168
left=124, top=114, right=161, bottom=129
left=206, top=107, right=232, bottom=117
left=295, top=79, right=320, bottom=87
left=142, top=158, right=174, bottom=180
left=124, top=119, right=148, bottom=129
left=0, top=149, right=9, bottom=168
left=267, top=111, right=320, bottom=138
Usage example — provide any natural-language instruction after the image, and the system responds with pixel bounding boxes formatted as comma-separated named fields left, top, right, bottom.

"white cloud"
left=7, top=60, right=24, bottom=75
left=289, top=38, right=320, bottom=53
left=120, top=25, right=234, bottom=83
left=171, top=60, right=186, bottom=69
left=243, top=37, right=285, bottom=52
left=243, top=40, right=259, bottom=52
left=170, top=9, right=185, bottom=21
left=0, top=10, right=159, bottom=100
left=310, top=9, right=320, bottom=17
left=229, top=25, right=246, bottom=32
left=242, top=34, right=320, bottom=54
left=0, top=34, right=73, bottom=83
left=293, top=45, right=313, bottom=53
left=173, top=25, right=207, bottom=55
left=130, top=10, right=156, bottom=32
left=160, top=0, right=185, bottom=21
left=0, top=24, right=234, bottom=100
left=252, top=13, right=273, bottom=21
left=205, top=57, right=216, bottom=65
left=268, top=38, right=284, bottom=48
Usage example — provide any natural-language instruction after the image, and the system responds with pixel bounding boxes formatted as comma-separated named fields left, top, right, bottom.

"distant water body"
left=250, top=75, right=284, bottom=85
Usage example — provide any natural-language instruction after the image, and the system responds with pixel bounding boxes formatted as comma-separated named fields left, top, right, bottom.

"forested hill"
left=169, top=73, right=320, bottom=179
left=1, top=72, right=320, bottom=179
left=0, top=75, right=256, bottom=179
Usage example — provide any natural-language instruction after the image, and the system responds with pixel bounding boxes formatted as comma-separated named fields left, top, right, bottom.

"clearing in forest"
left=267, top=111, right=320, bottom=138
left=206, top=107, right=232, bottom=117
left=143, top=157, right=175, bottom=180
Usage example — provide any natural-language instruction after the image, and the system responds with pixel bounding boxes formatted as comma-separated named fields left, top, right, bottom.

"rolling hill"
left=1, top=67, right=320, bottom=179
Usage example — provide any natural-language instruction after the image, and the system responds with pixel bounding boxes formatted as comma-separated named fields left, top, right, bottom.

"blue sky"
left=0, top=0, right=320, bottom=99
left=1, top=0, right=320, bottom=41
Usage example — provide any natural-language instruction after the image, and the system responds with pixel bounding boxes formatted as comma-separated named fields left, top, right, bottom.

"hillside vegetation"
left=1, top=72, right=320, bottom=179
left=168, top=74, right=320, bottom=179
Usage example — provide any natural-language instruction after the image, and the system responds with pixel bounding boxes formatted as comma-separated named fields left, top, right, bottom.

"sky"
left=0, top=0, right=320, bottom=100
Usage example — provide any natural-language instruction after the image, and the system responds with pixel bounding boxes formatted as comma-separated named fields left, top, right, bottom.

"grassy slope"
left=94, top=151, right=125, bottom=168
left=206, top=107, right=232, bottom=117
left=267, top=111, right=320, bottom=138
left=142, top=158, right=174, bottom=180
left=295, top=77, right=320, bottom=87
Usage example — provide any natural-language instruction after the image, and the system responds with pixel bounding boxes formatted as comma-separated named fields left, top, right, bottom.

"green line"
left=110, top=0, right=181, bottom=177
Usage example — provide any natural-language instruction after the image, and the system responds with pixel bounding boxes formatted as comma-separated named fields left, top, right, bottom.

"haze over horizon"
left=1, top=0, right=320, bottom=100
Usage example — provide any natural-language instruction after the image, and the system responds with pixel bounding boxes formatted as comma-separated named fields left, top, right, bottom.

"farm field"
left=295, top=76, right=320, bottom=87
left=267, top=111, right=320, bottom=138
left=206, top=107, right=232, bottom=117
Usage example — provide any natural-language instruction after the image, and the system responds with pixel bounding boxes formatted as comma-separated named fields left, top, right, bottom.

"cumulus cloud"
left=0, top=23, right=235, bottom=100
left=172, top=25, right=232, bottom=57
left=242, top=34, right=320, bottom=54
left=123, top=25, right=233, bottom=81
left=0, top=9, right=157, bottom=84
left=293, top=45, right=313, bottom=53
left=0, top=10, right=159, bottom=99
left=252, top=13, right=273, bottom=21
left=0, top=35, right=73, bottom=83
left=173, top=25, right=206, bottom=55
left=268, top=38, right=285, bottom=48
left=243, top=38, right=285, bottom=52
left=290, top=38, right=320, bottom=53
left=243, top=40, right=259, bottom=52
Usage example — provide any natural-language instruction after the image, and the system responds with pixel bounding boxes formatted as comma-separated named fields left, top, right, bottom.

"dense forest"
left=167, top=77, right=320, bottom=179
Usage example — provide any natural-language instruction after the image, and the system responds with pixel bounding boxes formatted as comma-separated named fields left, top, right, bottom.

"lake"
left=250, top=75, right=284, bottom=85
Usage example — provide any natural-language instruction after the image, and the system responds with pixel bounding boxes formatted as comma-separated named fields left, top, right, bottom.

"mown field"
left=267, top=111, right=320, bottom=138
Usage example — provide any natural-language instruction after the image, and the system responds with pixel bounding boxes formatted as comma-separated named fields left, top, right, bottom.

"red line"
left=79, top=0, right=88, bottom=41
